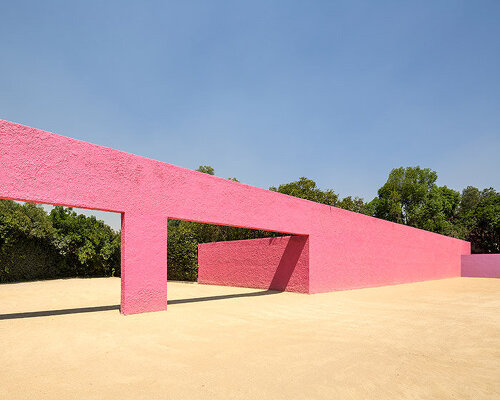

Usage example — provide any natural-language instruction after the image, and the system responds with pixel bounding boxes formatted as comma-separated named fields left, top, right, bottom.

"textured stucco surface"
left=198, top=236, right=309, bottom=292
left=0, top=119, right=471, bottom=314
left=462, top=254, right=500, bottom=278
left=120, top=213, right=168, bottom=314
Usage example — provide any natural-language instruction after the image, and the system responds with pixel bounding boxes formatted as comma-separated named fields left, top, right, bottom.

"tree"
left=373, top=166, right=438, bottom=226
left=372, top=166, right=471, bottom=237
left=269, top=177, right=339, bottom=206
left=50, top=207, right=121, bottom=277
left=196, top=165, right=215, bottom=175
left=337, top=196, right=374, bottom=215
left=270, top=177, right=374, bottom=215
left=414, top=185, right=461, bottom=236
left=458, top=186, right=481, bottom=215
left=457, top=187, right=500, bottom=253
left=0, top=200, right=62, bottom=282
left=167, top=223, right=199, bottom=281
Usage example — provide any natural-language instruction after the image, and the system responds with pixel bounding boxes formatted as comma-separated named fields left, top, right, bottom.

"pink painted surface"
left=308, top=207, right=471, bottom=293
left=461, top=254, right=500, bottom=278
left=0, top=119, right=471, bottom=314
left=199, top=220, right=471, bottom=294
left=120, top=213, right=168, bottom=314
left=198, top=236, right=309, bottom=292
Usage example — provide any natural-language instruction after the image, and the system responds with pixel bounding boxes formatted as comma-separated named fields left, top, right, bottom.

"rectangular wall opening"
left=0, top=199, right=122, bottom=318
left=167, top=219, right=309, bottom=294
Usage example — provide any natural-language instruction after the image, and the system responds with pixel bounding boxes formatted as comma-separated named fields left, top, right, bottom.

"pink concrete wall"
left=0, top=119, right=471, bottom=314
left=198, top=236, right=309, bottom=292
left=308, top=207, right=471, bottom=293
left=198, top=216, right=471, bottom=294
left=461, top=254, right=500, bottom=278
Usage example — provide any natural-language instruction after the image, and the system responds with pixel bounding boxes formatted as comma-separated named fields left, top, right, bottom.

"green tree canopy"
left=414, top=185, right=461, bottom=236
left=372, top=166, right=466, bottom=237
left=50, top=207, right=121, bottom=277
left=336, top=196, right=374, bottom=215
left=456, top=187, right=500, bottom=253
left=270, top=177, right=339, bottom=206
left=196, top=165, right=215, bottom=175
left=0, top=200, right=60, bottom=282
left=373, top=166, right=438, bottom=225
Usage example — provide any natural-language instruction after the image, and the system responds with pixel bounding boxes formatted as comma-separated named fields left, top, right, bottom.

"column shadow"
left=0, top=304, right=120, bottom=320
left=0, top=290, right=281, bottom=320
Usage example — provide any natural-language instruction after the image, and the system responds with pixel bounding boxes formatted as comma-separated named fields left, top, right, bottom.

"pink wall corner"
left=198, top=236, right=309, bottom=293
left=461, top=254, right=500, bottom=278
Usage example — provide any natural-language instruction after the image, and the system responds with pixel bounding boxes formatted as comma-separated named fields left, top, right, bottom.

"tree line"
left=0, top=203, right=120, bottom=283
left=1, top=166, right=498, bottom=283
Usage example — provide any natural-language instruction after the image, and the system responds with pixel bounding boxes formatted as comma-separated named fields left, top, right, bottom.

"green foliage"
left=0, top=200, right=62, bottom=282
left=374, top=166, right=438, bottom=225
left=459, top=186, right=481, bottom=215
left=196, top=165, right=215, bottom=175
left=270, top=177, right=372, bottom=214
left=456, top=187, right=500, bottom=253
left=167, top=224, right=199, bottom=281
left=372, top=166, right=467, bottom=237
left=50, top=207, right=121, bottom=277
left=413, top=185, right=461, bottom=236
left=336, top=196, right=374, bottom=215
left=270, top=177, right=339, bottom=206
left=0, top=200, right=120, bottom=283
left=371, top=167, right=499, bottom=250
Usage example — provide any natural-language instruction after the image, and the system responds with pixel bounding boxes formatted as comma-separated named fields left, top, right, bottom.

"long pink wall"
left=461, top=254, right=500, bottom=278
left=309, top=207, right=471, bottom=293
left=0, top=119, right=471, bottom=314
left=198, top=236, right=309, bottom=292
left=198, top=219, right=471, bottom=293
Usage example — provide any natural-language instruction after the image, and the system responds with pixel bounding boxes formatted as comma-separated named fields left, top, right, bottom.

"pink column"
left=120, top=213, right=168, bottom=315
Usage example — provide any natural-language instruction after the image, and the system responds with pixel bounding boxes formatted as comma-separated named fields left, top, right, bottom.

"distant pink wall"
left=0, top=119, right=471, bottom=314
left=461, top=254, right=500, bottom=278
left=198, top=236, right=309, bottom=292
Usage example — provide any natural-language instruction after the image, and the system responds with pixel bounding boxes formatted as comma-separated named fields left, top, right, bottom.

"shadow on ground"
left=0, top=289, right=280, bottom=320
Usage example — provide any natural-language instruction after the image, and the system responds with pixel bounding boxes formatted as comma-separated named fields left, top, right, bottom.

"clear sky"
left=2, top=1, right=499, bottom=231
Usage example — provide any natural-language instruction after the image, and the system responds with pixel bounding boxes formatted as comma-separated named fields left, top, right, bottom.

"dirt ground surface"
left=0, top=277, right=499, bottom=400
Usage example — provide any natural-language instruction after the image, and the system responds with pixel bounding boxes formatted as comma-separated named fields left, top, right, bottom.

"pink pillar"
left=120, top=213, right=168, bottom=315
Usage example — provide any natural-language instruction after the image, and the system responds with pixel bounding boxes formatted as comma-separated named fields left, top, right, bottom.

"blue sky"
left=2, top=1, right=499, bottom=231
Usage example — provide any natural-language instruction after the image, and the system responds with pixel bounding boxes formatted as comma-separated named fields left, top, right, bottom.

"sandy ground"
left=0, top=277, right=499, bottom=400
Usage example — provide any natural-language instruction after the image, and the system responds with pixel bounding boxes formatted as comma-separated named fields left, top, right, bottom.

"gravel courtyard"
left=1, top=277, right=499, bottom=399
